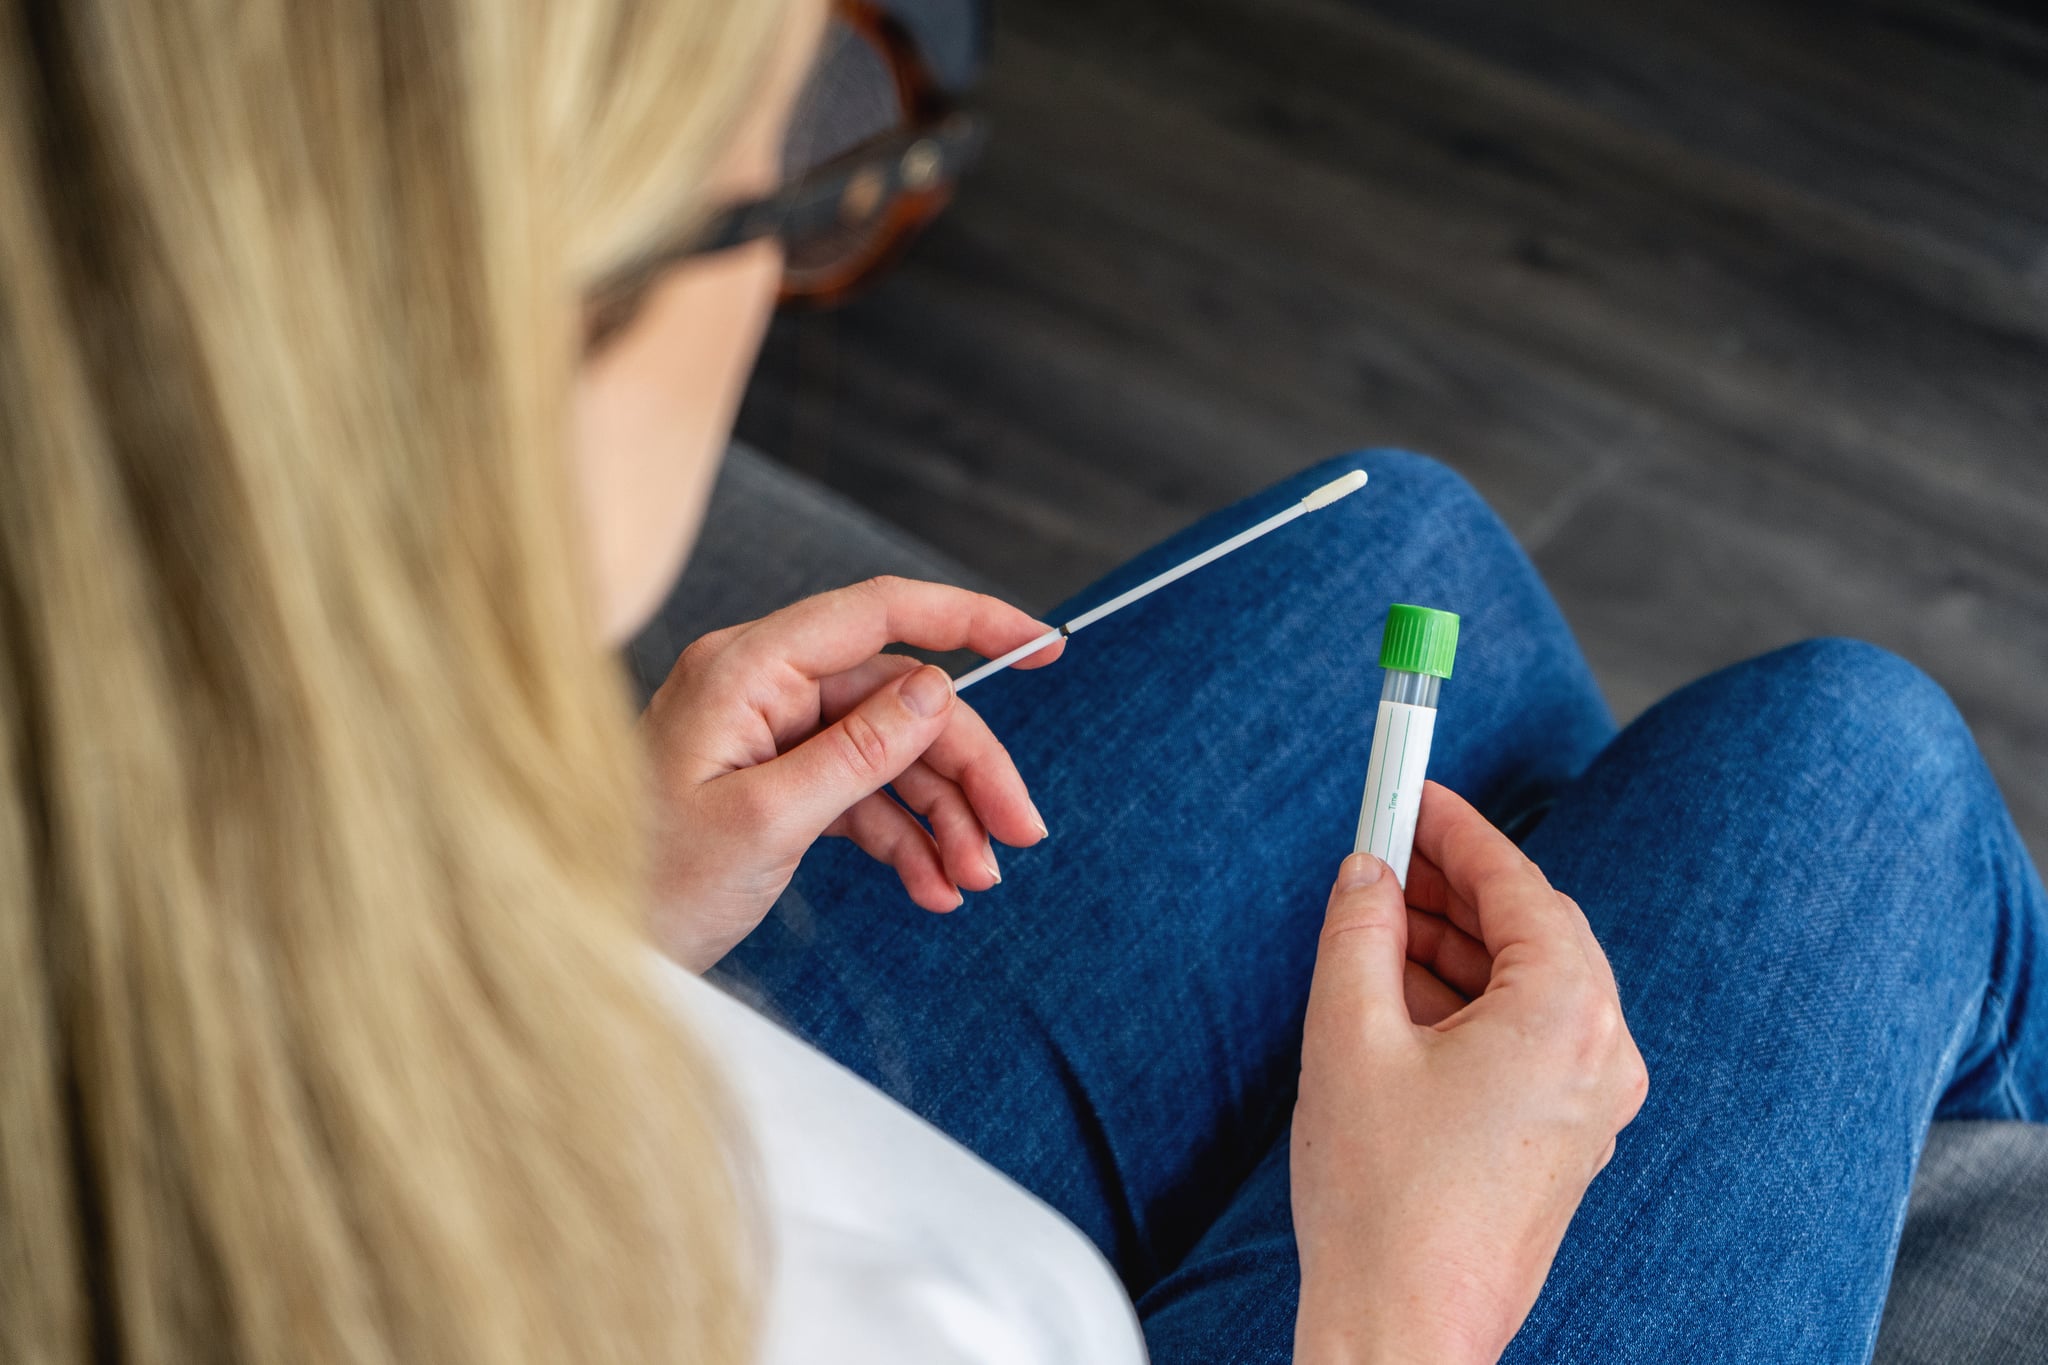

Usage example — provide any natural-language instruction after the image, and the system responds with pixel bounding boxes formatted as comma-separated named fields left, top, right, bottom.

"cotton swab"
left=952, top=469, right=1368, bottom=693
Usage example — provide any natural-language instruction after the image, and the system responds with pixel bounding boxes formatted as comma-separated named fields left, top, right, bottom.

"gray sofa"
left=633, top=443, right=2048, bottom=1362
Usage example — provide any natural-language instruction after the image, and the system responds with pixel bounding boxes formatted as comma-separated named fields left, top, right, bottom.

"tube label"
left=1354, top=699, right=1437, bottom=886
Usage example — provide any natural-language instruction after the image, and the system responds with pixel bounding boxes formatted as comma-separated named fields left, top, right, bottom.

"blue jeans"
left=712, top=452, right=2048, bottom=1362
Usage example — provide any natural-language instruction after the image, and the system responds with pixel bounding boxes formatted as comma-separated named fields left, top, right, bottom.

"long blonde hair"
left=0, top=2, right=793, bottom=1361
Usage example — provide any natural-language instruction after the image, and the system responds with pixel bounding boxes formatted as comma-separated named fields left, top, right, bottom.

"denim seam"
left=1981, top=983, right=2029, bottom=1122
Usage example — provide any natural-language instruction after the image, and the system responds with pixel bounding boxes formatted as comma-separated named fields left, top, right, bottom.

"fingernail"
left=1338, top=853, right=1383, bottom=889
left=949, top=886, right=965, bottom=910
left=901, top=665, right=953, bottom=719
left=982, top=848, right=1003, bottom=884
left=1026, top=798, right=1049, bottom=840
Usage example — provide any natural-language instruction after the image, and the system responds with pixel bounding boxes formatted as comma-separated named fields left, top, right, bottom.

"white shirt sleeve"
left=653, top=957, right=1150, bottom=1365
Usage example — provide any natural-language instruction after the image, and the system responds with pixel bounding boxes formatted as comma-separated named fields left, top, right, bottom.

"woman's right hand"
left=1291, top=782, right=1648, bottom=1365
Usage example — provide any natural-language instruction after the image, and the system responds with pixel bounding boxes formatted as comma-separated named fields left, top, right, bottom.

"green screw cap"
left=1378, top=604, right=1460, bottom=679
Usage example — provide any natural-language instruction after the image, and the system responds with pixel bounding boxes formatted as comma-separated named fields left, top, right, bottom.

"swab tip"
left=1300, top=468, right=1369, bottom=512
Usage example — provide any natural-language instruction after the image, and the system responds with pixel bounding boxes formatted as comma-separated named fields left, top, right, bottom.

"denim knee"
left=1329, top=448, right=1499, bottom=547
left=1734, top=639, right=1979, bottom=795
left=1635, top=639, right=1998, bottom=916
left=1288, top=449, right=1534, bottom=603
left=1597, top=637, right=1992, bottom=890
left=1287, top=449, right=1612, bottom=819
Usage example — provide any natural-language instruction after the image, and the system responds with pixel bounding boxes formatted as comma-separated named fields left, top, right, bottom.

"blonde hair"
left=0, top=2, right=794, bottom=1361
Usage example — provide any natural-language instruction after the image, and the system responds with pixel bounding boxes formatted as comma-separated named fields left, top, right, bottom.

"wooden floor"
left=737, top=0, right=2048, bottom=857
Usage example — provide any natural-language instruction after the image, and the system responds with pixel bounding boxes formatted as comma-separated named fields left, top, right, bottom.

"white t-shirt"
left=654, top=958, right=1150, bottom=1364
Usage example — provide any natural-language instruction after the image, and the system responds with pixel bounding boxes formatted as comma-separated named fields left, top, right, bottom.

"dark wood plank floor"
left=737, top=0, right=2048, bottom=858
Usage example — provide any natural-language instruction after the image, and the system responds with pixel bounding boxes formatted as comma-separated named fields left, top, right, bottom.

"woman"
left=3, top=3, right=2041, bottom=1364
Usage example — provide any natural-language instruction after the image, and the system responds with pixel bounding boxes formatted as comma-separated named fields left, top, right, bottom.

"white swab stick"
left=952, top=469, right=1367, bottom=693
left=950, top=627, right=1067, bottom=691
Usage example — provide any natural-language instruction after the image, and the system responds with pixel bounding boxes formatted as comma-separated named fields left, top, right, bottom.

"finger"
left=910, top=696, right=1047, bottom=848
left=816, top=653, right=1047, bottom=850
left=1304, top=853, right=1413, bottom=1048
left=1415, top=826, right=1587, bottom=988
left=737, top=577, right=1066, bottom=682
left=1402, top=960, right=1467, bottom=1027
left=730, top=664, right=958, bottom=843
left=889, top=760, right=1001, bottom=892
left=1405, top=855, right=1485, bottom=943
left=825, top=790, right=961, bottom=912
left=817, top=652, right=922, bottom=723
left=1559, top=892, right=1623, bottom=1000
left=1615, top=1039, right=1650, bottom=1127
left=1404, top=906, right=1492, bottom=999
left=819, top=654, right=1044, bottom=849
left=1411, top=781, right=1570, bottom=958
left=1400, top=851, right=1464, bottom=922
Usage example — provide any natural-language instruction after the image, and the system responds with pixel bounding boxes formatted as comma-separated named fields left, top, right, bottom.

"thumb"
left=734, top=663, right=956, bottom=842
left=1304, top=853, right=1413, bottom=1045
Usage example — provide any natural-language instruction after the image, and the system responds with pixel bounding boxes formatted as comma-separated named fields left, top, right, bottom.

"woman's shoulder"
left=652, top=958, right=1148, bottom=1365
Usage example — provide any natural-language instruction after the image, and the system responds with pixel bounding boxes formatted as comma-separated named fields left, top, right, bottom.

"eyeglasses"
left=585, top=1, right=982, bottom=347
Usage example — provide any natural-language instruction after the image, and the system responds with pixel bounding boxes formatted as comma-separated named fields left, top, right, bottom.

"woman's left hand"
left=640, top=576, right=1062, bottom=971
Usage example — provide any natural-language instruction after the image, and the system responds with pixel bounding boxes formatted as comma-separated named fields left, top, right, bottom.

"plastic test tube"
left=1354, top=605, right=1461, bottom=886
